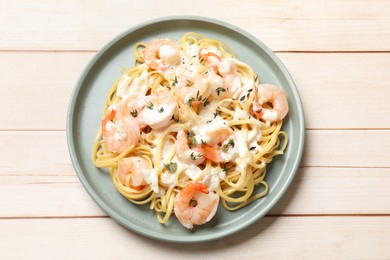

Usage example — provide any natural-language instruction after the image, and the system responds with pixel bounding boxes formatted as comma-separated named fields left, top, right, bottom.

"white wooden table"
left=1, top=1, right=390, bottom=259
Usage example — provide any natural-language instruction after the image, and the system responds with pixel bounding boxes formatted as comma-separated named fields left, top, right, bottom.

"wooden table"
left=1, top=1, right=390, bottom=258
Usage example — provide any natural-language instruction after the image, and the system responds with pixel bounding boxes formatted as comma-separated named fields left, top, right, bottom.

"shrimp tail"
left=194, top=183, right=209, bottom=194
left=101, top=109, right=116, bottom=136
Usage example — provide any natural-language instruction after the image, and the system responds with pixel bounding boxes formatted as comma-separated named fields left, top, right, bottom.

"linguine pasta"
left=92, top=32, right=288, bottom=228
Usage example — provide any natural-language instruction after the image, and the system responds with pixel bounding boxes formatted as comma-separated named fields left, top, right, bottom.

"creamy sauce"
left=233, top=108, right=248, bottom=120
left=200, top=167, right=225, bottom=191
left=195, top=115, right=229, bottom=143
left=111, top=38, right=271, bottom=195
left=200, top=45, right=221, bottom=57
left=263, top=110, right=279, bottom=122
left=220, top=136, right=239, bottom=161
left=160, top=171, right=176, bottom=188
left=117, top=68, right=149, bottom=99
left=139, top=102, right=176, bottom=129
left=142, top=168, right=159, bottom=193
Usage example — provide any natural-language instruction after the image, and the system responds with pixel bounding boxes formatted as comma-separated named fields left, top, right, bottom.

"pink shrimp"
left=200, top=52, right=221, bottom=73
left=252, top=84, right=289, bottom=122
left=101, top=110, right=140, bottom=153
left=175, top=130, right=205, bottom=165
left=138, top=90, right=178, bottom=130
left=174, top=182, right=219, bottom=229
left=197, top=126, right=233, bottom=163
left=217, top=58, right=242, bottom=94
left=201, top=53, right=241, bottom=96
left=144, top=39, right=181, bottom=70
left=117, top=156, right=148, bottom=190
left=117, top=93, right=147, bottom=129
left=174, top=74, right=212, bottom=106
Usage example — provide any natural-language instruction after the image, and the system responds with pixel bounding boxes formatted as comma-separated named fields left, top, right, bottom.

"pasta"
left=92, top=32, right=289, bottom=229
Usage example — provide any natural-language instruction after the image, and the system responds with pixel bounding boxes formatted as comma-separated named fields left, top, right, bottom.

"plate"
left=67, top=16, right=305, bottom=243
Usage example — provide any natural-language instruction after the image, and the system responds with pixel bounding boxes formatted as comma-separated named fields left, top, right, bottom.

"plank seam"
left=1, top=214, right=389, bottom=220
left=1, top=50, right=390, bottom=54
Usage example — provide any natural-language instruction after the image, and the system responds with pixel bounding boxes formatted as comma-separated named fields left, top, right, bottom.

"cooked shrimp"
left=138, top=90, right=178, bottom=130
left=117, top=93, right=147, bottom=129
left=200, top=52, right=221, bottom=73
left=217, top=58, right=242, bottom=94
left=175, top=130, right=205, bottom=165
left=117, top=156, right=149, bottom=190
left=174, top=74, right=211, bottom=106
left=206, top=71, right=233, bottom=100
left=174, top=182, right=219, bottom=229
left=144, top=39, right=181, bottom=70
left=197, top=126, right=234, bottom=163
left=252, top=83, right=289, bottom=122
left=201, top=54, right=241, bottom=95
left=101, top=110, right=140, bottom=153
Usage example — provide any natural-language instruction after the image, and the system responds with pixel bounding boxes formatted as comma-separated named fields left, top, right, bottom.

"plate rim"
left=66, top=15, right=305, bottom=243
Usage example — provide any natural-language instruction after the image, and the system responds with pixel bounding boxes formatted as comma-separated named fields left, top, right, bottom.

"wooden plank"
left=301, top=130, right=390, bottom=168
left=0, top=52, right=93, bottom=130
left=0, top=131, right=73, bottom=175
left=278, top=53, right=390, bottom=129
left=1, top=168, right=389, bottom=218
left=1, top=52, right=389, bottom=130
left=0, top=217, right=389, bottom=259
left=0, top=1, right=390, bottom=51
left=271, top=167, right=390, bottom=215
left=0, top=130, right=389, bottom=176
left=0, top=175, right=105, bottom=218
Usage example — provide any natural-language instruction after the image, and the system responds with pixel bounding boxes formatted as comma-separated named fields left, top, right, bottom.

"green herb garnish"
left=170, top=115, right=179, bottom=123
left=130, top=109, right=138, bottom=117
left=221, top=139, right=235, bottom=153
left=146, top=102, right=154, bottom=110
left=190, top=152, right=204, bottom=161
left=216, top=87, right=226, bottom=96
left=164, top=162, right=178, bottom=173
left=171, top=76, right=178, bottom=86
left=187, top=97, right=195, bottom=107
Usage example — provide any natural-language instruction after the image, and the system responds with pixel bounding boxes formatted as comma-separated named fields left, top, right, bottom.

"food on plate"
left=92, top=32, right=289, bottom=229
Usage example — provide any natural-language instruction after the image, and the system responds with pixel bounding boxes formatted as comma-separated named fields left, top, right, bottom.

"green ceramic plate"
left=67, top=16, right=305, bottom=243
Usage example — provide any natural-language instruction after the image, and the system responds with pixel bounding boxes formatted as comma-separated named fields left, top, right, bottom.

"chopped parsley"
left=130, top=109, right=138, bottom=117
left=196, top=90, right=202, bottom=101
left=146, top=102, right=154, bottom=110
left=190, top=138, right=197, bottom=148
left=221, top=139, right=235, bottom=153
left=190, top=152, right=204, bottom=161
left=222, top=166, right=230, bottom=173
left=170, top=115, right=179, bottom=122
left=203, top=97, right=210, bottom=107
left=249, top=146, right=256, bottom=151
left=171, top=76, right=178, bottom=86
left=164, top=162, right=178, bottom=173
left=216, top=87, right=227, bottom=96
left=186, top=130, right=197, bottom=148
left=185, top=79, right=193, bottom=87
left=187, top=97, right=195, bottom=107
left=187, top=130, right=195, bottom=138
left=207, top=112, right=217, bottom=123
left=158, top=107, right=165, bottom=113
